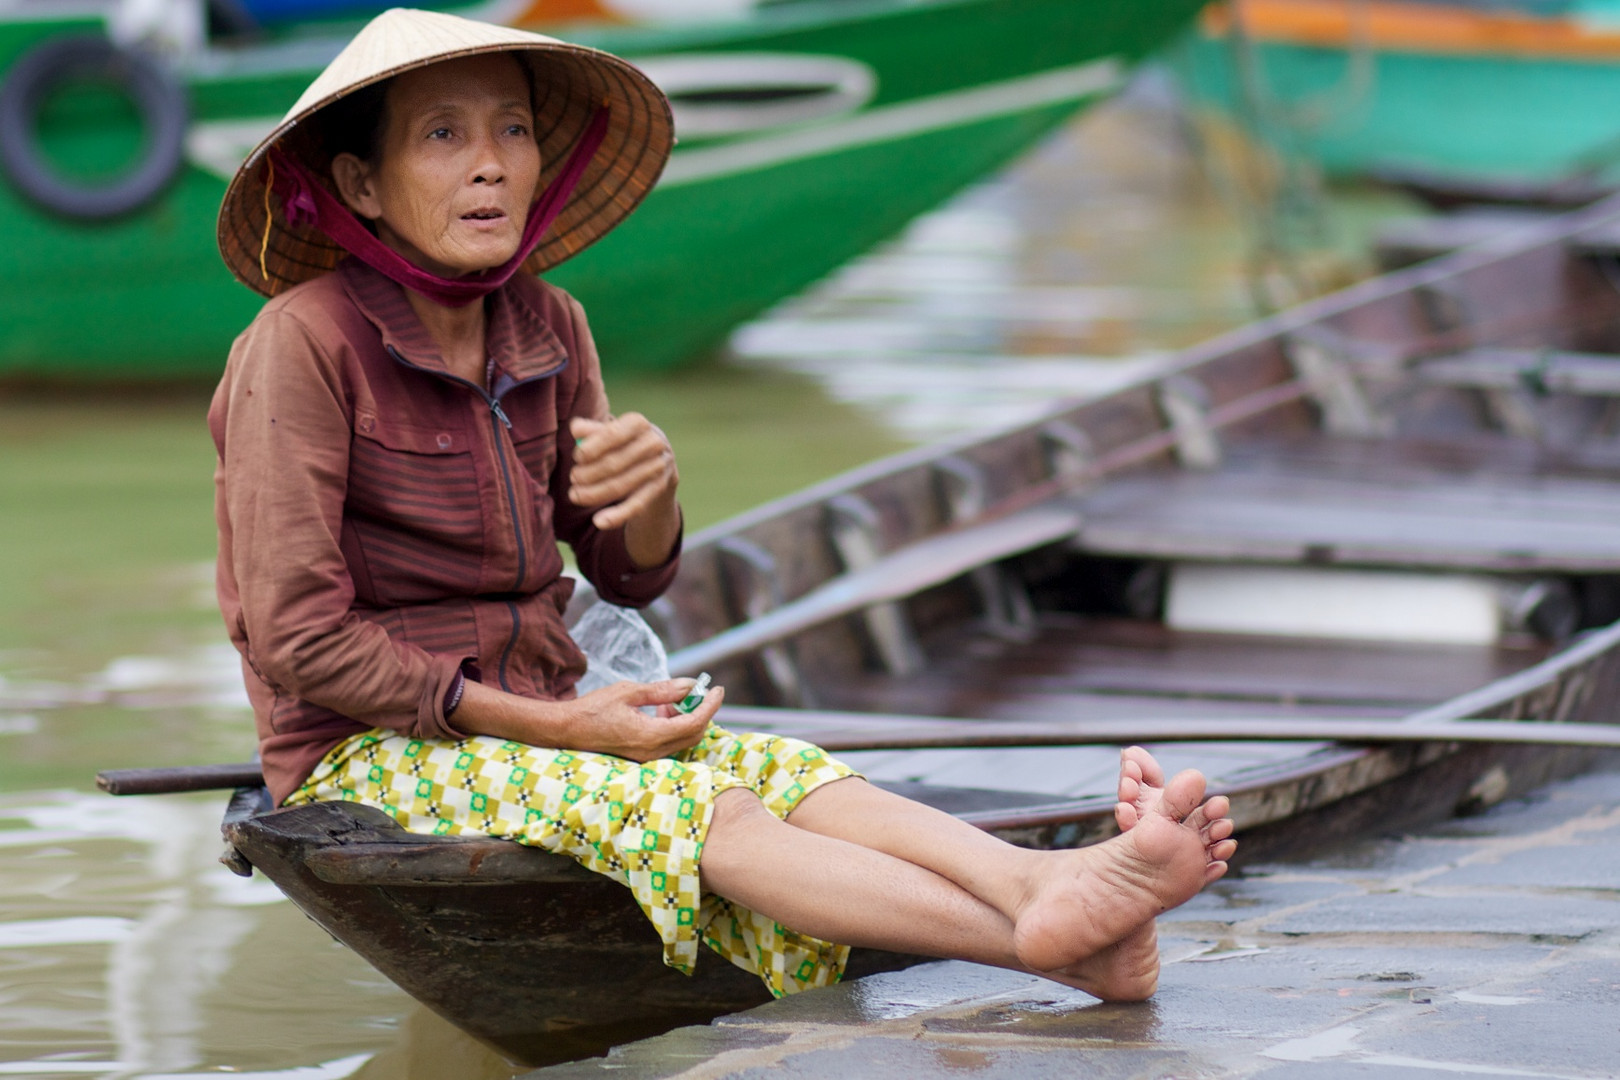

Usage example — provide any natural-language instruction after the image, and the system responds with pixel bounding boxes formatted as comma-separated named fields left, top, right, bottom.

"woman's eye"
left=505, top=123, right=529, bottom=136
left=428, top=127, right=452, bottom=140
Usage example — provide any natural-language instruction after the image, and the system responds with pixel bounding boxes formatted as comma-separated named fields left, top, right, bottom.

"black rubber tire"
left=0, top=35, right=189, bottom=220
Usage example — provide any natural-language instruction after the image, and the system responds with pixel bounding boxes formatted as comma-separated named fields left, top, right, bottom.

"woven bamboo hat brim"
left=217, top=7, right=673, bottom=298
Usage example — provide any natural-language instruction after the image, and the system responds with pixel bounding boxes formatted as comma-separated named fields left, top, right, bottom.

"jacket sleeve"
left=549, top=294, right=682, bottom=608
left=217, top=310, right=468, bottom=738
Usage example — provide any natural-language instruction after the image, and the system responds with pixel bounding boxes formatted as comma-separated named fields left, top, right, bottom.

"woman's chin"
left=445, top=238, right=524, bottom=277
left=431, top=248, right=520, bottom=279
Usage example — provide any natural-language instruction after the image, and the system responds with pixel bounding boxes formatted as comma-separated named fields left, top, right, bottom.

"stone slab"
left=1423, top=834, right=1620, bottom=890
left=1159, top=876, right=1362, bottom=926
left=1258, top=890, right=1620, bottom=938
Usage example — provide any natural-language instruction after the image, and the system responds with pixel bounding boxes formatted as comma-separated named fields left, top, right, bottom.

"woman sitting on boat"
left=209, top=7, right=1236, bottom=1002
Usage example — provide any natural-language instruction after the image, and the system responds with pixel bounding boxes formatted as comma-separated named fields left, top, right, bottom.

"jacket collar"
left=338, top=258, right=569, bottom=388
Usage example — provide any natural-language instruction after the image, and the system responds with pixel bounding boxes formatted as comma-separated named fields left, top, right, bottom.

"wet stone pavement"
left=525, top=766, right=1620, bottom=1079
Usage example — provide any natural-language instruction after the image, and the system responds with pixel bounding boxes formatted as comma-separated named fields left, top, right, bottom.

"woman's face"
left=332, top=54, right=542, bottom=278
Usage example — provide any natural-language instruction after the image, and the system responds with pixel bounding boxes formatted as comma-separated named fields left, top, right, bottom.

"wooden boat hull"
left=0, top=0, right=1203, bottom=378
left=1174, top=0, right=1620, bottom=181
left=222, top=794, right=793, bottom=1066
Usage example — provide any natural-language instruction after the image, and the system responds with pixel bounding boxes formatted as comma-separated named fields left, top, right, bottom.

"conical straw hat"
left=217, top=7, right=673, bottom=298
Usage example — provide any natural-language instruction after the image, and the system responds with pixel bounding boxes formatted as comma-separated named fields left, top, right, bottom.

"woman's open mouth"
left=461, top=208, right=506, bottom=223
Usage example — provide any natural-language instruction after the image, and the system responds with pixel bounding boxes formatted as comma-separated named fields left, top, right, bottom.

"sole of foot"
left=1014, top=767, right=1234, bottom=975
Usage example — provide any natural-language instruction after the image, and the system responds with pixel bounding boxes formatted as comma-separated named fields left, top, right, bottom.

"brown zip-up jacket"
left=210, top=260, right=680, bottom=805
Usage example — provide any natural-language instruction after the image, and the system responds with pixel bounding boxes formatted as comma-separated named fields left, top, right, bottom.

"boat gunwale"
left=224, top=612, right=1620, bottom=876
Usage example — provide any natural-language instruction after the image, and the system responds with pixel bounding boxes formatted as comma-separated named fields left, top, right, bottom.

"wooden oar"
left=97, top=762, right=266, bottom=796
left=95, top=713, right=1620, bottom=795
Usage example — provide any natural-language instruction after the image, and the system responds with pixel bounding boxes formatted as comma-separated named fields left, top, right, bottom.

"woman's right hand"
left=554, top=679, right=722, bottom=761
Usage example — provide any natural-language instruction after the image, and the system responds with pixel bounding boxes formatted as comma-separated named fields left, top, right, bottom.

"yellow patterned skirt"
left=285, top=724, right=858, bottom=997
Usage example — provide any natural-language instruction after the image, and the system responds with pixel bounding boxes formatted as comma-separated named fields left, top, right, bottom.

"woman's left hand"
left=569, top=413, right=678, bottom=531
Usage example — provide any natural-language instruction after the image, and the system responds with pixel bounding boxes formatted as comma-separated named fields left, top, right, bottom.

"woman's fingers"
left=588, top=471, right=674, bottom=530
left=596, top=681, right=723, bottom=761
left=568, top=413, right=678, bottom=522
left=618, top=678, right=694, bottom=708
left=571, top=415, right=665, bottom=476
left=570, top=415, right=669, bottom=483
left=572, top=453, right=673, bottom=521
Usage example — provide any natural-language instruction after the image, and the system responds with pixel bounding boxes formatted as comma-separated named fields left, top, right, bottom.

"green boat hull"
left=0, top=0, right=1204, bottom=378
left=1175, top=27, right=1620, bottom=181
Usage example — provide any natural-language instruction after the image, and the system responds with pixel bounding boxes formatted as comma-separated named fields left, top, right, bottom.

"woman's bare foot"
left=1042, top=747, right=1237, bottom=1001
left=1038, top=748, right=1174, bottom=1001
left=1012, top=766, right=1236, bottom=976
left=1045, top=918, right=1162, bottom=1001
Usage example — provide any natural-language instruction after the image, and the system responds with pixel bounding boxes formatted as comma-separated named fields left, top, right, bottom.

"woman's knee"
left=710, top=786, right=774, bottom=835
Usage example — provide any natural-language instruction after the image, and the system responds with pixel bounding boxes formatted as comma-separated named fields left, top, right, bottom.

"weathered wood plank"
left=1073, top=439, right=1620, bottom=570
left=821, top=615, right=1539, bottom=713
left=727, top=706, right=1620, bottom=753
left=667, top=504, right=1081, bottom=675
left=1417, top=349, right=1620, bottom=396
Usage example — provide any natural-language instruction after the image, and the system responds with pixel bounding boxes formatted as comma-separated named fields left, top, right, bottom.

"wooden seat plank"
left=1073, top=437, right=1620, bottom=570
left=668, top=503, right=1081, bottom=675
left=793, top=616, right=1541, bottom=717
left=1417, top=349, right=1620, bottom=397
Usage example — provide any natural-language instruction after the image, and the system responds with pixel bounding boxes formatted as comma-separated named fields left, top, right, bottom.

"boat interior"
left=654, top=204, right=1620, bottom=810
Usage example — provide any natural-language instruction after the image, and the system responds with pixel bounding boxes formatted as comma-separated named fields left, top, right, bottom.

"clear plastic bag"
left=571, top=601, right=671, bottom=696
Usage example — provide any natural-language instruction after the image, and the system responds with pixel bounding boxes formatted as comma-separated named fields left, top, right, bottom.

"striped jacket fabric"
left=209, top=260, right=680, bottom=804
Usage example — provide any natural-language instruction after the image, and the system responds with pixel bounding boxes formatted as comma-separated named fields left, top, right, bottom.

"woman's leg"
left=700, top=751, right=1234, bottom=991
left=703, top=788, right=1023, bottom=968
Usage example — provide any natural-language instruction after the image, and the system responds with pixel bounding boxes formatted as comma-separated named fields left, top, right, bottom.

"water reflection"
left=730, top=90, right=1409, bottom=441
left=0, top=789, right=437, bottom=1079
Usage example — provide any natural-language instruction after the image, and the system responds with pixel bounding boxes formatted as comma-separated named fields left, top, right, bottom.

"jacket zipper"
left=385, top=344, right=566, bottom=693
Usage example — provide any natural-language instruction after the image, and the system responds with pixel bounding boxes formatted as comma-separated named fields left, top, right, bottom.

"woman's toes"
left=1211, top=838, right=1238, bottom=863
left=1160, top=769, right=1208, bottom=822
left=1119, top=774, right=1141, bottom=804
left=1116, top=800, right=1140, bottom=832
left=1186, top=795, right=1230, bottom=833
left=1204, top=817, right=1234, bottom=843
left=1204, top=860, right=1230, bottom=885
left=1122, top=746, right=1165, bottom=788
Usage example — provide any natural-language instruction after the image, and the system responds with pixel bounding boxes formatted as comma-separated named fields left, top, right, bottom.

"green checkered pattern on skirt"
left=286, top=724, right=858, bottom=997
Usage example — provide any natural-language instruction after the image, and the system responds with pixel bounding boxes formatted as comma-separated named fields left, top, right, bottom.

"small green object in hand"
left=676, top=673, right=711, bottom=714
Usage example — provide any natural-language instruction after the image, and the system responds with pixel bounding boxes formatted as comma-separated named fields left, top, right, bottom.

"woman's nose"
left=470, top=136, right=505, bottom=184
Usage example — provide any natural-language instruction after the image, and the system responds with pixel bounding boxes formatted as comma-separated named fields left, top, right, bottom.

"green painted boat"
left=0, top=0, right=1206, bottom=379
left=1174, top=0, right=1620, bottom=181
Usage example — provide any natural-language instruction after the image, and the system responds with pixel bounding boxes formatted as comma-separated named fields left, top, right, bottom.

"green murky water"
left=0, top=90, right=1424, bottom=1077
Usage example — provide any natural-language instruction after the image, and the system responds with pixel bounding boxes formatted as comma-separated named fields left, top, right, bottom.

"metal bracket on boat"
left=1286, top=329, right=1385, bottom=437
left=1039, top=420, right=1095, bottom=483
left=1413, top=277, right=1544, bottom=435
left=932, top=457, right=1036, bottom=640
left=1479, top=385, right=1543, bottom=440
left=825, top=494, right=926, bottom=677
left=1415, top=278, right=1476, bottom=338
left=1155, top=375, right=1222, bottom=470
left=714, top=536, right=810, bottom=706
